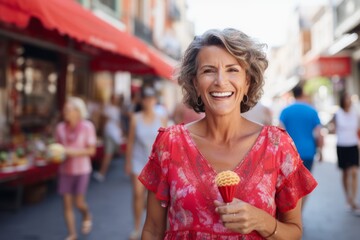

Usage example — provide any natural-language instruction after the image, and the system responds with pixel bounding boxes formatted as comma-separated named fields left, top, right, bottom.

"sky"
left=186, top=0, right=329, bottom=48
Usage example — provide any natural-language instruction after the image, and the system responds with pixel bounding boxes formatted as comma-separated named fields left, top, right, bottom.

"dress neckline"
left=181, top=124, right=266, bottom=175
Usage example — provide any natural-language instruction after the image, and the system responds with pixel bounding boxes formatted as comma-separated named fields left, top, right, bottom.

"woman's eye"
left=203, top=69, right=215, bottom=73
left=228, top=68, right=239, bottom=72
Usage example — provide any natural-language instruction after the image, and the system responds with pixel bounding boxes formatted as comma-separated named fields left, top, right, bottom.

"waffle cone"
left=215, top=170, right=240, bottom=203
left=218, top=185, right=237, bottom=203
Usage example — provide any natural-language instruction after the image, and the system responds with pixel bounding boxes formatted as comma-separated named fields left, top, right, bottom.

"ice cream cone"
left=215, top=170, right=240, bottom=203
left=47, top=143, right=66, bottom=163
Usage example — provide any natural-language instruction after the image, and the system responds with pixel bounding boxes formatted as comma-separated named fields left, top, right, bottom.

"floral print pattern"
left=139, top=125, right=317, bottom=239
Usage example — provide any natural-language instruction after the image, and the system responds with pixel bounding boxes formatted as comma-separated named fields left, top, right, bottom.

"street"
left=0, top=134, right=360, bottom=240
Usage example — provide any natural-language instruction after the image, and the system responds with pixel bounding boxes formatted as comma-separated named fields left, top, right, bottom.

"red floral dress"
left=139, top=124, right=317, bottom=239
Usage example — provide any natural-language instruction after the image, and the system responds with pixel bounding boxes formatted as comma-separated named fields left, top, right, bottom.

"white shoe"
left=93, top=171, right=105, bottom=182
left=352, top=208, right=360, bottom=217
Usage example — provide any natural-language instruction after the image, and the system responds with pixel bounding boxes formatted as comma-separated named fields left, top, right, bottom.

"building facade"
left=267, top=0, right=360, bottom=124
left=0, top=0, right=187, bottom=142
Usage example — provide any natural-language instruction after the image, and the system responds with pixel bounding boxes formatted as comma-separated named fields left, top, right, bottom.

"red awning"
left=0, top=0, right=174, bottom=79
left=304, top=56, right=351, bottom=78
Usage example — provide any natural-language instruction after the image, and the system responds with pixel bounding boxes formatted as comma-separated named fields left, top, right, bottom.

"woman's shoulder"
left=158, top=124, right=184, bottom=135
left=81, top=120, right=96, bottom=131
left=263, top=125, right=287, bottom=136
left=56, top=121, right=66, bottom=130
left=154, top=124, right=184, bottom=142
left=261, top=125, right=293, bottom=146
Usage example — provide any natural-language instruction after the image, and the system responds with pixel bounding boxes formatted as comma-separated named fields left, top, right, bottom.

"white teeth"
left=210, top=92, right=232, bottom=97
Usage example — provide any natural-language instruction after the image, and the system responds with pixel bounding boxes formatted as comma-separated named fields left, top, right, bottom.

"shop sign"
left=305, top=56, right=351, bottom=78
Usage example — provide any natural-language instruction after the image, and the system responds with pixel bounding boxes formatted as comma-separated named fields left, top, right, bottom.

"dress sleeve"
left=84, top=121, right=97, bottom=146
left=138, top=127, right=170, bottom=203
left=275, top=129, right=318, bottom=212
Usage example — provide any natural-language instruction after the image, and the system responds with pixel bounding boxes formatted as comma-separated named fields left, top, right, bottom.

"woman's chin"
left=206, top=108, right=238, bottom=117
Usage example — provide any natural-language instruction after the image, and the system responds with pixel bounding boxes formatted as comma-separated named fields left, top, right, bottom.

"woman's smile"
left=209, top=91, right=234, bottom=98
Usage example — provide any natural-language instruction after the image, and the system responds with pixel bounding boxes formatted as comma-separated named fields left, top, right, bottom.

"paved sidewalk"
left=0, top=158, right=134, bottom=240
left=0, top=134, right=359, bottom=239
left=302, top=134, right=360, bottom=240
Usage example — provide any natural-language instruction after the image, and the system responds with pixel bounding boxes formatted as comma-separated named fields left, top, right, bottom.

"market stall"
left=0, top=0, right=175, bottom=209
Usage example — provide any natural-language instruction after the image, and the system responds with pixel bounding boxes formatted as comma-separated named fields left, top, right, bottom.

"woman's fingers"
left=215, top=199, right=259, bottom=234
left=214, top=200, right=223, bottom=207
left=215, top=198, right=244, bottom=214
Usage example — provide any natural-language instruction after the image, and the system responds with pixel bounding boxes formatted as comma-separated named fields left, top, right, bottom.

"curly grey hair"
left=176, top=28, right=268, bottom=113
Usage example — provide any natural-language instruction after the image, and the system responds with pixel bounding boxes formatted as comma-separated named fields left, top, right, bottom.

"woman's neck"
left=202, top=111, right=244, bottom=144
left=142, top=107, right=154, bottom=117
left=67, top=119, right=81, bottom=128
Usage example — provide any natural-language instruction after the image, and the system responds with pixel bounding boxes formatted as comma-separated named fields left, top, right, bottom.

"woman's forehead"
left=64, top=102, right=77, bottom=110
left=197, top=46, right=240, bottom=67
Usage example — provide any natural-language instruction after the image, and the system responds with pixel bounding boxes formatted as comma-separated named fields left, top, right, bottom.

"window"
left=92, top=0, right=120, bottom=18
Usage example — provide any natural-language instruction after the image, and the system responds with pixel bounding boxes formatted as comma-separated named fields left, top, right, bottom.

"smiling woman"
left=194, top=46, right=249, bottom=116
left=138, top=28, right=317, bottom=240
left=177, top=29, right=267, bottom=114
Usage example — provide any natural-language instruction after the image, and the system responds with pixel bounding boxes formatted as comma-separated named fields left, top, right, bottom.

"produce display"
left=0, top=147, right=29, bottom=172
left=0, top=136, right=65, bottom=173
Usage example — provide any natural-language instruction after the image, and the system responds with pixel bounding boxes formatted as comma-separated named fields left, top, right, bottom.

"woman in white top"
left=335, top=92, right=360, bottom=213
left=125, top=86, right=167, bottom=240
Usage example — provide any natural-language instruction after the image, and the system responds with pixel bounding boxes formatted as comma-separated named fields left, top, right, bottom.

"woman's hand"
left=64, top=147, right=76, bottom=157
left=214, top=198, right=265, bottom=235
left=64, top=146, right=96, bottom=158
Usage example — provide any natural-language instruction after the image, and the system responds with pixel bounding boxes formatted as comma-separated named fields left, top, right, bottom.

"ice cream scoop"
left=215, top=170, right=240, bottom=203
left=47, top=143, right=66, bottom=163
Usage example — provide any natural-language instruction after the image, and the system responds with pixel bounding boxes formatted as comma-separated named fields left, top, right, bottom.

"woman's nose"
left=215, top=70, right=227, bottom=85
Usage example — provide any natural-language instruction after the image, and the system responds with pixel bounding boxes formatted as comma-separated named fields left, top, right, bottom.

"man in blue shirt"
left=280, top=85, right=323, bottom=172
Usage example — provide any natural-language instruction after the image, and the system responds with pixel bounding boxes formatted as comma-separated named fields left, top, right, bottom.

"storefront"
left=0, top=0, right=174, bottom=136
left=0, top=0, right=175, bottom=202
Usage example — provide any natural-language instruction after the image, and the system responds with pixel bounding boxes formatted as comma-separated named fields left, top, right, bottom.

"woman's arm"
left=125, top=115, right=136, bottom=175
left=65, top=145, right=96, bottom=158
left=142, top=191, right=167, bottom=240
left=215, top=198, right=302, bottom=239
left=63, top=123, right=97, bottom=158
left=314, top=125, right=324, bottom=162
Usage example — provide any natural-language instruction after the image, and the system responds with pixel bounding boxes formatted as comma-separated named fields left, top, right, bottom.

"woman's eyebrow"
left=199, top=65, right=216, bottom=69
left=199, top=63, right=240, bottom=69
left=225, top=64, right=240, bottom=68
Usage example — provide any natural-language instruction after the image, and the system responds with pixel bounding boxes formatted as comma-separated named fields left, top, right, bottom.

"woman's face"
left=194, top=45, right=249, bottom=116
left=63, top=102, right=80, bottom=123
left=141, top=96, right=157, bottom=111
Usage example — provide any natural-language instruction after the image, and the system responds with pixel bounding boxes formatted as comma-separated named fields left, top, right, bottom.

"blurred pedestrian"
left=55, top=97, right=96, bottom=240
left=334, top=92, right=360, bottom=214
left=122, top=92, right=141, bottom=137
left=279, top=85, right=323, bottom=211
left=125, top=86, right=167, bottom=240
left=93, top=95, right=124, bottom=182
left=242, top=101, right=272, bottom=125
left=139, top=28, right=317, bottom=239
left=279, top=84, right=324, bottom=172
